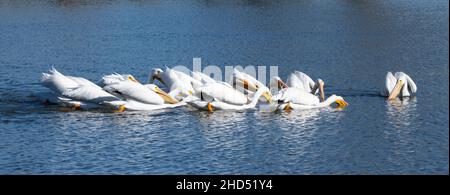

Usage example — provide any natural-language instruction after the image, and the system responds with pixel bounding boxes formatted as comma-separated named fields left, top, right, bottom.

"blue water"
left=0, top=0, right=448, bottom=174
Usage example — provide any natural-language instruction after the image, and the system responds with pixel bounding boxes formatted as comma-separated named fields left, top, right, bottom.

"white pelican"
left=149, top=67, right=197, bottom=100
left=273, top=87, right=348, bottom=110
left=278, top=95, right=348, bottom=110
left=186, top=85, right=271, bottom=111
left=41, top=68, right=126, bottom=111
left=231, top=68, right=272, bottom=102
left=187, top=71, right=254, bottom=110
left=195, top=82, right=249, bottom=105
left=269, top=75, right=347, bottom=110
left=286, top=71, right=325, bottom=101
left=269, top=74, right=325, bottom=100
left=384, top=72, right=417, bottom=100
left=100, top=74, right=184, bottom=111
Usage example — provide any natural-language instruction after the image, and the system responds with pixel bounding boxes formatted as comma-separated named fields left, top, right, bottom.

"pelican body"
left=269, top=71, right=347, bottom=110
left=384, top=72, right=417, bottom=100
left=286, top=71, right=325, bottom=101
left=273, top=87, right=348, bottom=110
left=194, top=82, right=249, bottom=105
left=187, top=86, right=271, bottom=111
left=100, top=73, right=184, bottom=111
left=41, top=68, right=125, bottom=111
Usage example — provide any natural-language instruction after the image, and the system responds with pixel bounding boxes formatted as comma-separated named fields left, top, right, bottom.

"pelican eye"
left=127, top=76, right=139, bottom=83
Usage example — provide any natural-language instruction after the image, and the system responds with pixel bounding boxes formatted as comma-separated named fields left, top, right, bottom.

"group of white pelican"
left=38, top=67, right=416, bottom=112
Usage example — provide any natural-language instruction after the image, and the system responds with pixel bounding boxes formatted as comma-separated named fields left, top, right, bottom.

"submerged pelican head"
left=207, top=102, right=214, bottom=112
left=332, top=95, right=349, bottom=108
left=116, top=105, right=126, bottom=112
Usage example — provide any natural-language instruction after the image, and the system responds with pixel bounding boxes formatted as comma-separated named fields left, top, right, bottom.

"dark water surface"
left=0, top=0, right=448, bottom=174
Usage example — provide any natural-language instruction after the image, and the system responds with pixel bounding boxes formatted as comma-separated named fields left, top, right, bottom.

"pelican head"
left=72, top=103, right=81, bottom=110
left=126, top=75, right=140, bottom=83
left=150, top=68, right=165, bottom=84
left=103, top=100, right=127, bottom=112
left=283, top=102, right=292, bottom=111
left=146, top=84, right=179, bottom=104
left=207, top=102, right=214, bottom=112
left=332, top=95, right=349, bottom=108
left=116, top=105, right=126, bottom=112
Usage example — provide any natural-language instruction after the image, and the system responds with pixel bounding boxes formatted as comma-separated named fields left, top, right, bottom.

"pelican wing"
left=188, top=86, right=269, bottom=111
left=168, top=88, right=184, bottom=100
left=164, top=68, right=195, bottom=95
left=217, top=81, right=233, bottom=88
left=41, top=68, right=79, bottom=94
left=100, top=74, right=127, bottom=86
left=394, top=72, right=412, bottom=97
left=199, top=83, right=248, bottom=105
left=280, top=95, right=346, bottom=110
left=385, top=72, right=397, bottom=95
left=192, top=71, right=216, bottom=84
left=294, top=71, right=315, bottom=89
left=62, top=85, right=120, bottom=104
left=103, top=80, right=164, bottom=105
left=41, top=69, right=124, bottom=107
left=67, top=76, right=103, bottom=90
left=286, top=72, right=304, bottom=89
left=279, top=88, right=320, bottom=105
left=403, top=73, right=417, bottom=94
left=173, top=69, right=197, bottom=84
left=287, top=71, right=315, bottom=92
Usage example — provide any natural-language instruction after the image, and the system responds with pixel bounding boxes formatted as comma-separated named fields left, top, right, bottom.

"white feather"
left=101, top=74, right=165, bottom=105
